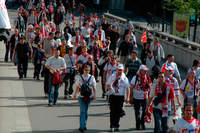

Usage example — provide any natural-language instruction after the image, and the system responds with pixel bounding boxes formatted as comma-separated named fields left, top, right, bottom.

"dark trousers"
left=133, top=98, right=147, bottom=129
left=43, top=68, right=50, bottom=94
left=109, top=95, right=124, bottom=128
left=101, top=75, right=106, bottom=96
left=63, top=73, right=75, bottom=96
left=153, top=108, right=169, bottom=133
left=10, top=48, right=14, bottom=61
left=34, top=63, right=42, bottom=78
left=17, top=58, right=28, bottom=78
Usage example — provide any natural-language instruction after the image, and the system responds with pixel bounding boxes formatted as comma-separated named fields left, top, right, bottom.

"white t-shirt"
left=78, top=53, right=90, bottom=64
left=45, top=56, right=66, bottom=73
left=104, top=62, right=118, bottom=80
left=180, top=79, right=200, bottom=100
left=94, top=29, right=106, bottom=42
left=64, top=53, right=78, bottom=73
left=81, top=27, right=91, bottom=38
left=75, top=74, right=96, bottom=97
left=173, top=117, right=200, bottom=133
left=106, top=73, right=130, bottom=96
left=166, top=76, right=180, bottom=96
left=130, top=75, right=151, bottom=100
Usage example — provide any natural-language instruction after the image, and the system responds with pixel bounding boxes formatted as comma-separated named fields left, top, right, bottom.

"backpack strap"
left=133, top=74, right=139, bottom=89
left=87, top=75, right=92, bottom=83
left=184, top=79, right=189, bottom=92
left=80, top=75, right=92, bottom=84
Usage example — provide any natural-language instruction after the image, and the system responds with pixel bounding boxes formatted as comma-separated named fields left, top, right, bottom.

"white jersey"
left=130, top=75, right=151, bottom=100
left=180, top=79, right=200, bottom=101
left=104, top=62, right=118, bottom=80
left=106, top=73, right=130, bottom=96
left=81, top=27, right=91, bottom=38
left=166, top=76, right=180, bottom=96
left=161, top=61, right=180, bottom=78
left=75, top=74, right=96, bottom=97
left=94, top=29, right=106, bottom=42
left=64, top=53, right=78, bottom=73
left=173, top=117, right=200, bottom=133
left=78, top=53, right=90, bottom=64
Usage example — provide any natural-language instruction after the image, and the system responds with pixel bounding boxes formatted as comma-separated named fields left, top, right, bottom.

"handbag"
left=52, top=72, right=63, bottom=85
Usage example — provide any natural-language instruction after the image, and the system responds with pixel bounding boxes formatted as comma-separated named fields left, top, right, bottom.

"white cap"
left=67, top=41, right=73, bottom=48
left=28, top=24, right=33, bottom=29
left=56, top=39, right=62, bottom=46
left=139, top=65, right=149, bottom=71
left=117, top=64, right=124, bottom=70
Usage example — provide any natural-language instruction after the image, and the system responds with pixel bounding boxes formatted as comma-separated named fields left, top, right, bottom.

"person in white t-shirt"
left=106, top=64, right=130, bottom=132
left=73, top=65, right=96, bottom=133
left=171, top=103, right=200, bottom=133
left=161, top=54, right=182, bottom=83
left=45, top=49, right=66, bottom=106
left=130, top=65, right=152, bottom=130
left=180, top=69, right=200, bottom=119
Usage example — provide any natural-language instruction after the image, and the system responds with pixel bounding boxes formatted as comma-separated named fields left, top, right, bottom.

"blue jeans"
left=153, top=108, right=170, bottom=133
left=49, top=76, right=60, bottom=104
left=78, top=97, right=91, bottom=129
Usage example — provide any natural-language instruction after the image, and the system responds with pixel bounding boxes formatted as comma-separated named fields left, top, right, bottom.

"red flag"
left=141, top=32, right=147, bottom=43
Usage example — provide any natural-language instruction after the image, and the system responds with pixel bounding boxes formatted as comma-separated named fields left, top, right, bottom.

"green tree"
left=164, top=0, right=200, bottom=42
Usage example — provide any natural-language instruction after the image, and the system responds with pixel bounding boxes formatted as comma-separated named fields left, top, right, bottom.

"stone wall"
left=104, top=13, right=200, bottom=69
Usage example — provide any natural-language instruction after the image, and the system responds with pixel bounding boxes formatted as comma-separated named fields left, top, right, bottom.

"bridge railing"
left=103, top=13, right=200, bottom=69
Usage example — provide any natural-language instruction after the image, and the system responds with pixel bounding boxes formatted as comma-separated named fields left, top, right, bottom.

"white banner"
left=0, top=0, right=11, bottom=29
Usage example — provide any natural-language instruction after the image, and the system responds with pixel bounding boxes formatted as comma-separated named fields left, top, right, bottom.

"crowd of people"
left=3, top=0, right=200, bottom=133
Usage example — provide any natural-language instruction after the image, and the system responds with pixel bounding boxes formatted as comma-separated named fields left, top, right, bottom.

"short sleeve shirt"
left=180, top=79, right=200, bottom=100
left=173, top=117, right=200, bottom=133
left=106, top=73, right=130, bottom=96
left=45, top=56, right=66, bottom=71
left=75, top=74, right=96, bottom=97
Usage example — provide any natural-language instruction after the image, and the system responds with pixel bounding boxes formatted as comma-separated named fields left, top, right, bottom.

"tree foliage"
left=163, top=0, right=200, bottom=15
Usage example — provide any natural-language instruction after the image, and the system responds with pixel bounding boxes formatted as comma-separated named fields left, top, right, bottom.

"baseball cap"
left=165, top=66, right=173, bottom=73
left=139, top=65, right=149, bottom=71
left=28, top=24, right=33, bottom=29
left=117, top=64, right=124, bottom=70
left=56, top=39, right=62, bottom=46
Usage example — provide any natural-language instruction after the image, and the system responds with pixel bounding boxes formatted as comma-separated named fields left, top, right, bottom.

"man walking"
left=106, top=64, right=130, bottom=132
left=45, top=49, right=66, bottom=106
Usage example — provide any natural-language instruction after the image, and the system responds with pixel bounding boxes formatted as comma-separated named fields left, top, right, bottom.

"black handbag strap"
left=69, top=55, right=74, bottom=67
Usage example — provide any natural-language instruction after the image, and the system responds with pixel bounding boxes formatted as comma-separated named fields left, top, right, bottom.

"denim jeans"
left=153, top=108, right=170, bottom=133
left=49, top=76, right=60, bottom=104
left=78, top=97, right=91, bottom=129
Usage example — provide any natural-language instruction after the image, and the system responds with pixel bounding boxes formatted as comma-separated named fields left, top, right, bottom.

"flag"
left=141, top=32, right=147, bottom=43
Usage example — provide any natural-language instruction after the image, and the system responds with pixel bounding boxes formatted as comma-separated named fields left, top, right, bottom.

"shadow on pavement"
left=58, top=112, right=110, bottom=118
left=0, top=76, right=43, bottom=82
left=12, top=128, right=154, bottom=133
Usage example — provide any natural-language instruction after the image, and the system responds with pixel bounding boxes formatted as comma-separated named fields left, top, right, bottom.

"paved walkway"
left=0, top=41, right=32, bottom=133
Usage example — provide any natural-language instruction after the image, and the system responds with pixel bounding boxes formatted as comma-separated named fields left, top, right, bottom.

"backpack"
left=80, top=75, right=92, bottom=97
